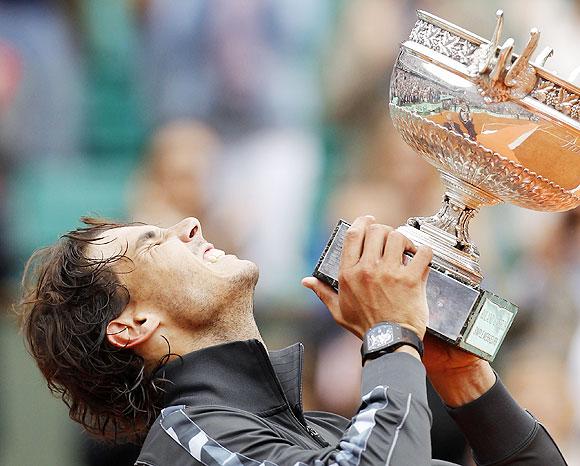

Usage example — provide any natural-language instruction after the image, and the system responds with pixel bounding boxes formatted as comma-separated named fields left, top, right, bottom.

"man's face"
left=90, top=217, right=258, bottom=328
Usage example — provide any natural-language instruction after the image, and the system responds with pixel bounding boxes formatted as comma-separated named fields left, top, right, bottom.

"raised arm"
left=301, top=215, right=435, bottom=464
left=424, top=334, right=568, bottom=465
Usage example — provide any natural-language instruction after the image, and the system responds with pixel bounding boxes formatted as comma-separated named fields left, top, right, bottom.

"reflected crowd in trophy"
left=0, top=0, right=579, bottom=465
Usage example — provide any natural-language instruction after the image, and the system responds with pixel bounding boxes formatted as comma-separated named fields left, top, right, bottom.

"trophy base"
left=398, top=222, right=518, bottom=361
left=314, top=220, right=517, bottom=361
left=421, top=264, right=517, bottom=361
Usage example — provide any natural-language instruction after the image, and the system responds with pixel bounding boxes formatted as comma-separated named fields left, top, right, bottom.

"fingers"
left=340, top=215, right=375, bottom=269
left=384, top=231, right=418, bottom=267
left=361, top=224, right=392, bottom=263
left=301, top=277, right=339, bottom=312
left=407, top=245, right=433, bottom=278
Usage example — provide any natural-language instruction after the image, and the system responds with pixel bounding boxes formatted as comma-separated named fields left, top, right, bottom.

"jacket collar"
left=157, top=339, right=305, bottom=417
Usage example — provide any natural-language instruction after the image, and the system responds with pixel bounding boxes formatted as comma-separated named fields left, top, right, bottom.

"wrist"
left=429, top=360, right=496, bottom=407
left=362, top=345, right=421, bottom=365
left=361, top=322, right=424, bottom=364
left=398, top=322, right=426, bottom=340
left=393, top=345, right=421, bottom=360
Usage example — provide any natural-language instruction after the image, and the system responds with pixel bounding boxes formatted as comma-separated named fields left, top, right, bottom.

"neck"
left=164, top=290, right=265, bottom=358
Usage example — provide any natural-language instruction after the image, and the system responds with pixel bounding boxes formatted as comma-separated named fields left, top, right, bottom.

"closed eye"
left=136, top=229, right=164, bottom=255
left=147, top=241, right=161, bottom=250
left=148, top=236, right=165, bottom=249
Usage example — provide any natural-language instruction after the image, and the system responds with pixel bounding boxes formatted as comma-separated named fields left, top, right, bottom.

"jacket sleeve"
left=446, top=376, right=568, bottom=465
left=138, top=352, right=432, bottom=466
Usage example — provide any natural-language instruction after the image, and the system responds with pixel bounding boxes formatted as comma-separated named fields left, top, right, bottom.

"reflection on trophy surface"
left=388, top=9, right=580, bottom=359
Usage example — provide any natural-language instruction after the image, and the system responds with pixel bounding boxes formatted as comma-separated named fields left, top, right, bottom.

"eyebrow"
left=135, top=229, right=160, bottom=251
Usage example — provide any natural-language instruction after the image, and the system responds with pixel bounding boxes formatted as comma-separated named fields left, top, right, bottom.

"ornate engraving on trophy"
left=532, top=78, right=580, bottom=120
left=408, top=20, right=478, bottom=65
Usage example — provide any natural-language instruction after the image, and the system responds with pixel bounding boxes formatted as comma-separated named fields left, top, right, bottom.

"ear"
left=106, top=305, right=161, bottom=349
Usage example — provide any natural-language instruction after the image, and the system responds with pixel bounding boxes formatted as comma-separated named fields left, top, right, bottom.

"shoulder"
left=136, top=405, right=281, bottom=466
left=136, top=406, right=195, bottom=466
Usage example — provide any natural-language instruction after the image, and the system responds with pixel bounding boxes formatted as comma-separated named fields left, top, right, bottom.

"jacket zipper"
left=296, top=344, right=328, bottom=446
left=289, top=406, right=327, bottom=447
left=305, top=424, right=328, bottom=446
left=258, top=344, right=328, bottom=447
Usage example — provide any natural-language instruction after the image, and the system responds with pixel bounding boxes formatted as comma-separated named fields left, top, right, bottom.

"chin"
left=213, top=257, right=259, bottom=290
left=235, top=259, right=259, bottom=286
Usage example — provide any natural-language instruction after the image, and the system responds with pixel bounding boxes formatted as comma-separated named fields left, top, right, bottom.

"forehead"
left=87, top=224, right=158, bottom=259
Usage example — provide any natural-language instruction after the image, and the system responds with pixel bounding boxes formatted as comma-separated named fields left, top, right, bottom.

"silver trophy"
left=315, top=10, right=579, bottom=361
left=389, top=10, right=580, bottom=359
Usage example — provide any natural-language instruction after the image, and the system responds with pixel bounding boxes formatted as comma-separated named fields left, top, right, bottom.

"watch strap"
left=361, top=322, right=424, bottom=363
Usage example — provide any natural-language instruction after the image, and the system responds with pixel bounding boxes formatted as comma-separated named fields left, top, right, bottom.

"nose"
left=169, top=217, right=202, bottom=243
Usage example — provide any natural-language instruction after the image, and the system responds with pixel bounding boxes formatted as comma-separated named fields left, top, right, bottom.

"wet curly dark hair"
left=18, top=217, right=170, bottom=442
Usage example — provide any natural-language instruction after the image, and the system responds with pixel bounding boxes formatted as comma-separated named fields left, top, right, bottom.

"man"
left=19, top=215, right=567, bottom=465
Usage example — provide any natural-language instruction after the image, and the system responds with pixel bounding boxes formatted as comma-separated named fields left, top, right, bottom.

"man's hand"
left=302, top=215, right=432, bottom=340
left=423, top=334, right=496, bottom=407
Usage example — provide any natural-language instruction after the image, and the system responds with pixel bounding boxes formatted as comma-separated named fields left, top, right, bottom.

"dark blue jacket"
left=136, top=339, right=566, bottom=465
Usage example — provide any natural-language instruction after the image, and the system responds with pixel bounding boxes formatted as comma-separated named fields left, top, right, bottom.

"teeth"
left=203, top=248, right=225, bottom=263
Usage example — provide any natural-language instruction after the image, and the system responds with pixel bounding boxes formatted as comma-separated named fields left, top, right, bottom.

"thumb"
left=301, top=277, right=339, bottom=311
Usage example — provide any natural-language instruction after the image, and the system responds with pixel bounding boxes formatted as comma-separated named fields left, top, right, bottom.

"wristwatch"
left=361, top=322, right=424, bottom=363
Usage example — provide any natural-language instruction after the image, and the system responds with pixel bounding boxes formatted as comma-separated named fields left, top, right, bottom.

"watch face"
left=367, top=325, right=394, bottom=351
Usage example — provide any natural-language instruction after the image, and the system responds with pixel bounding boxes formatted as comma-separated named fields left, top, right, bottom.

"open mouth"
left=201, top=243, right=225, bottom=263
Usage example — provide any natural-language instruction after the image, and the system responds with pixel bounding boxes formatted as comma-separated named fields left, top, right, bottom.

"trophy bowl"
left=390, top=9, right=580, bottom=286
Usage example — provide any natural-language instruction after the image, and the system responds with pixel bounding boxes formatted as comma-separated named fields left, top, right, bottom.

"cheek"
left=127, top=251, right=215, bottom=304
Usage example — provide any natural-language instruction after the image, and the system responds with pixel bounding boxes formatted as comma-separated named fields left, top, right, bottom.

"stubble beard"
left=230, top=260, right=259, bottom=291
left=208, top=261, right=261, bottom=342
left=173, top=260, right=259, bottom=330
